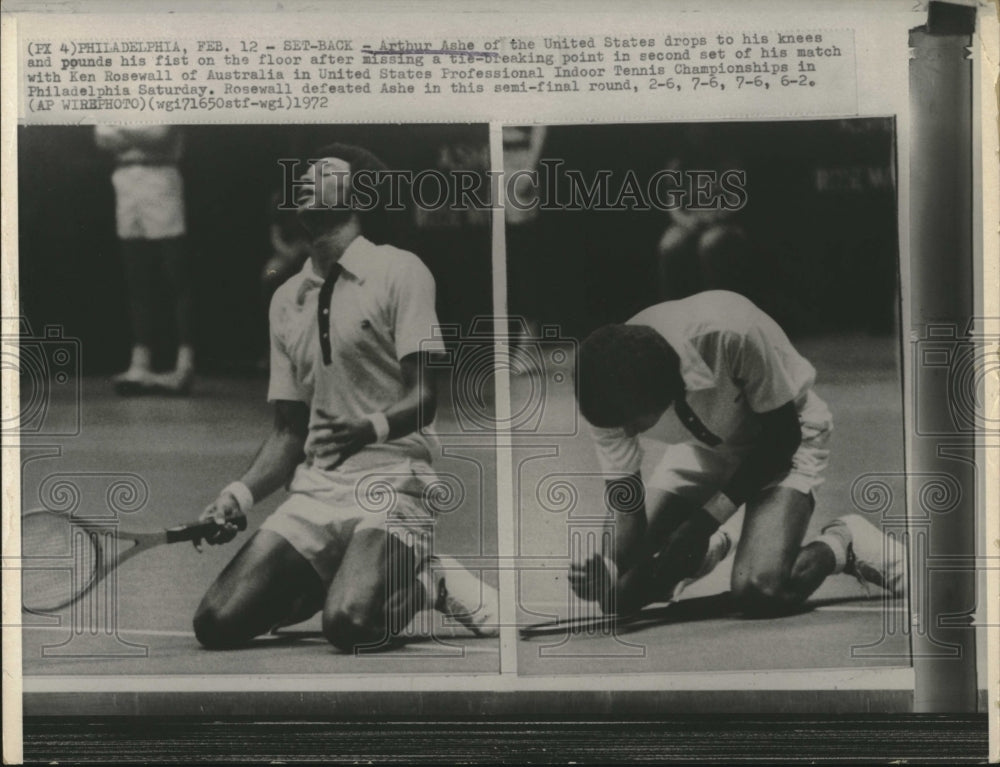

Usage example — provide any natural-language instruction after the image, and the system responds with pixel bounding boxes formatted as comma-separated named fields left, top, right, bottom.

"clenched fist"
left=197, top=492, right=247, bottom=546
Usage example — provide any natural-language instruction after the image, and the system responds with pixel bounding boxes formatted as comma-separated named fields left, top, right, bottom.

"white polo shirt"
left=589, top=291, right=817, bottom=477
left=268, top=236, right=446, bottom=467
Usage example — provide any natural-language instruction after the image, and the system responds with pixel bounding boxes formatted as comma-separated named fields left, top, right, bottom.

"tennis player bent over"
left=571, top=290, right=906, bottom=617
left=193, top=144, right=497, bottom=651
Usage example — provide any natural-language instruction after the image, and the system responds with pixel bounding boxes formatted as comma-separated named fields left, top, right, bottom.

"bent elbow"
left=755, top=405, right=802, bottom=480
left=763, top=403, right=802, bottom=458
left=777, top=421, right=802, bottom=460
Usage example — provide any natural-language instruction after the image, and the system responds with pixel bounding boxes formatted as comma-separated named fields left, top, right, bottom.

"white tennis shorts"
left=647, top=390, right=833, bottom=505
left=260, top=453, right=436, bottom=586
left=112, top=164, right=186, bottom=240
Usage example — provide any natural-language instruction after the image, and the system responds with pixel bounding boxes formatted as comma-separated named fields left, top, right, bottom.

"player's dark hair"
left=308, top=142, right=394, bottom=243
left=576, top=324, right=683, bottom=428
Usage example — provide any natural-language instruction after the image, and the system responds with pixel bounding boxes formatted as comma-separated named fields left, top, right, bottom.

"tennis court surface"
left=20, top=374, right=500, bottom=676
left=21, top=334, right=909, bottom=678
left=513, top=333, right=911, bottom=676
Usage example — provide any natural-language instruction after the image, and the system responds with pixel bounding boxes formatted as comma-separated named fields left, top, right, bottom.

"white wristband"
left=365, top=411, right=390, bottom=444
left=704, top=492, right=739, bottom=524
left=222, top=481, right=254, bottom=513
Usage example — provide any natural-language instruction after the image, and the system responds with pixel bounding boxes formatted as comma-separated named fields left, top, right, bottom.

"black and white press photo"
left=16, top=123, right=500, bottom=676
left=4, top=0, right=997, bottom=761
left=507, top=119, right=912, bottom=677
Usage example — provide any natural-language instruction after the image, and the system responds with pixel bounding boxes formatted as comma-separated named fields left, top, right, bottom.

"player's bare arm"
left=568, top=472, right=646, bottom=604
left=201, top=399, right=309, bottom=543
left=716, top=401, right=801, bottom=516
left=605, top=473, right=648, bottom=570
left=644, top=400, right=802, bottom=601
left=571, top=471, right=693, bottom=616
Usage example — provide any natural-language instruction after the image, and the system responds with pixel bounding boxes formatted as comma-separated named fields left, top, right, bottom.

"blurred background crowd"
left=18, top=118, right=897, bottom=388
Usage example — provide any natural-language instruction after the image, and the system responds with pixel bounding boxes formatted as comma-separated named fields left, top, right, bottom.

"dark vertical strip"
left=317, top=263, right=342, bottom=365
left=909, top=2, right=978, bottom=712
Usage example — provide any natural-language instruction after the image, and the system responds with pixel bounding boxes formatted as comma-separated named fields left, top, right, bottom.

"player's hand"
left=198, top=492, right=247, bottom=547
left=307, top=409, right=377, bottom=470
left=568, top=552, right=617, bottom=609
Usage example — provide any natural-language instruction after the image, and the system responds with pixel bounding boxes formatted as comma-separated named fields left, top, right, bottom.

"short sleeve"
left=588, top=423, right=644, bottom=478
left=729, top=313, right=815, bottom=413
left=266, top=295, right=309, bottom=403
left=392, top=255, right=445, bottom=359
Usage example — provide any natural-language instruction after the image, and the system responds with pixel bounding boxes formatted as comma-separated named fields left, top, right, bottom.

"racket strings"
left=21, top=512, right=102, bottom=612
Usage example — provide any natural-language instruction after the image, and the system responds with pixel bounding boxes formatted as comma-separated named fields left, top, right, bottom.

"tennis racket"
left=518, top=612, right=638, bottom=639
left=519, top=595, right=732, bottom=638
left=20, top=508, right=246, bottom=612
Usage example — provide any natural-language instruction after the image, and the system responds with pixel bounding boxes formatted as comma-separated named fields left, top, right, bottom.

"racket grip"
left=166, top=514, right=247, bottom=544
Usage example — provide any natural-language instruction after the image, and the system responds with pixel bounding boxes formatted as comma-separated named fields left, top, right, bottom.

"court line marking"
left=20, top=625, right=498, bottom=654
left=23, top=626, right=194, bottom=638
left=23, top=603, right=901, bottom=642
left=522, top=599, right=905, bottom=612
left=815, top=604, right=906, bottom=612
left=23, top=665, right=916, bottom=694
left=21, top=603, right=900, bottom=656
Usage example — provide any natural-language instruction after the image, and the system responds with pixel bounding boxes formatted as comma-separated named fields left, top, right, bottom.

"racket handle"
left=165, top=515, right=247, bottom=544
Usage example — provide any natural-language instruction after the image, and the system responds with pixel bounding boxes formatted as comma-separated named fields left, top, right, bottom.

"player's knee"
left=193, top=602, right=247, bottom=650
left=731, top=570, right=793, bottom=616
left=322, top=604, right=385, bottom=652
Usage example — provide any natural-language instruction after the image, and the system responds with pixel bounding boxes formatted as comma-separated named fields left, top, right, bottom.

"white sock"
left=176, top=344, right=195, bottom=374
left=129, top=345, right=152, bottom=372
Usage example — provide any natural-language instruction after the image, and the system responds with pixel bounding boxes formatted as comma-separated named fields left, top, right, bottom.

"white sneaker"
left=148, top=367, right=195, bottom=396
left=822, top=514, right=907, bottom=597
left=427, top=555, right=499, bottom=638
left=670, top=530, right=733, bottom=601
left=112, top=346, right=154, bottom=395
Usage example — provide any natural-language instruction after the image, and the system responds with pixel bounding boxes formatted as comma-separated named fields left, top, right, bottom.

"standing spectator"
left=95, top=125, right=195, bottom=395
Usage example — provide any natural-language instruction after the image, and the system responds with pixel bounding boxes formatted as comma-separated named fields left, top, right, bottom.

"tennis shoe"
left=112, top=347, right=155, bottom=396
left=429, top=554, right=499, bottom=638
left=148, top=368, right=195, bottom=396
left=112, top=367, right=155, bottom=396
left=822, top=514, right=907, bottom=597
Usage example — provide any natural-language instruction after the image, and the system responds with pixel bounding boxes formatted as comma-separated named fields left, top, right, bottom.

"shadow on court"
left=521, top=593, right=904, bottom=639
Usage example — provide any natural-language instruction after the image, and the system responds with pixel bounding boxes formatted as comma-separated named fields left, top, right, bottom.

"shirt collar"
left=294, top=235, right=371, bottom=304
left=337, top=236, right=371, bottom=284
